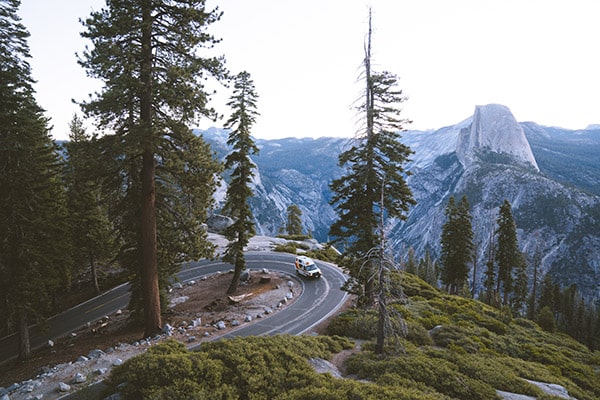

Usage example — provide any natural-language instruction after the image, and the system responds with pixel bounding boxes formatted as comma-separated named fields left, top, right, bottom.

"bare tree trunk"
left=18, top=311, right=30, bottom=362
left=375, top=258, right=387, bottom=354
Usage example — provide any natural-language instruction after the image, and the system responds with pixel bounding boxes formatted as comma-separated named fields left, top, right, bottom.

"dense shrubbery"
left=272, top=243, right=303, bottom=254
left=303, top=245, right=339, bottom=262
left=325, top=309, right=378, bottom=339
left=105, top=335, right=448, bottom=399
left=272, top=240, right=339, bottom=263
left=326, top=271, right=600, bottom=400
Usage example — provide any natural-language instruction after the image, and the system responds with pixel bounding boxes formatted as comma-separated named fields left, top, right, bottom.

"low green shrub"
left=393, top=272, right=438, bottom=299
left=325, top=309, right=378, bottom=339
left=429, top=324, right=483, bottom=354
left=405, top=320, right=433, bottom=346
left=273, top=243, right=299, bottom=254
left=304, top=245, right=339, bottom=262
left=276, top=234, right=311, bottom=241
left=346, top=350, right=498, bottom=399
left=106, top=336, right=355, bottom=400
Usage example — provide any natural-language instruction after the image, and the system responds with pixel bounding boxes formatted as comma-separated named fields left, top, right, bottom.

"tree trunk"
left=90, top=254, right=100, bottom=295
left=227, top=254, right=243, bottom=294
left=18, top=311, right=30, bottom=362
left=139, top=1, right=161, bottom=337
left=375, top=260, right=387, bottom=354
left=361, top=277, right=375, bottom=308
left=141, top=148, right=161, bottom=336
left=471, top=243, right=477, bottom=298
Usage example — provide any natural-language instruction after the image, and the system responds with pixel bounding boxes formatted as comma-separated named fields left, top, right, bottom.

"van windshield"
left=306, top=264, right=318, bottom=271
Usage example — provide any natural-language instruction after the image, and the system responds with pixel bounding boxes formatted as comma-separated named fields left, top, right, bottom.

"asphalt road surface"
left=0, top=252, right=348, bottom=364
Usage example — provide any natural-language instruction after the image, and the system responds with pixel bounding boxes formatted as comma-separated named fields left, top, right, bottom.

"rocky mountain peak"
left=456, top=104, right=539, bottom=171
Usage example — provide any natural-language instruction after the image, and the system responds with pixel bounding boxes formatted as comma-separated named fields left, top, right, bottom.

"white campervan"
left=294, top=255, right=322, bottom=278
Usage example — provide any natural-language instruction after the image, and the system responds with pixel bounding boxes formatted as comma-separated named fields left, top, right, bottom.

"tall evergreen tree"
left=511, top=251, right=528, bottom=315
left=329, top=9, right=414, bottom=306
left=482, top=229, right=497, bottom=306
left=495, top=199, right=522, bottom=305
left=286, top=204, right=303, bottom=236
left=0, top=0, right=71, bottom=360
left=418, top=250, right=438, bottom=287
left=221, top=71, right=259, bottom=294
left=78, top=0, right=226, bottom=336
left=537, top=273, right=557, bottom=318
left=63, top=114, right=116, bottom=295
left=405, top=247, right=418, bottom=275
left=527, top=240, right=543, bottom=319
left=439, top=195, right=474, bottom=295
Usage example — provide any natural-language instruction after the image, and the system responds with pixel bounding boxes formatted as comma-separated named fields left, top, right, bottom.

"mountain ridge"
left=198, top=104, right=600, bottom=300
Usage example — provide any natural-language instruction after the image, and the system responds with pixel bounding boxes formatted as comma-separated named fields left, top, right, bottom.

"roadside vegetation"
left=103, top=271, right=600, bottom=399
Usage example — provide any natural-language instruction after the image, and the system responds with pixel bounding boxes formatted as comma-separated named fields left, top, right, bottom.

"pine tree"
left=78, top=0, right=226, bottom=336
left=527, top=240, right=543, bottom=319
left=221, top=71, right=260, bottom=294
left=405, top=247, right=418, bottom=275
left=329, top=9, right=414, bottom=306
left=0, top=0, right=71, bottom=360
left=495, top=199, right=522, bottom=305
left=63, top=114, right=117, bottom=294
left=418, top=250, right=438, bottom=287
left=537, top=306, right=556, bottom=333
left=511, top=252, right=528, bottom=315
left=482, top=228, right=498, bottom=306
left=439, top=195, right=474, bottom=295
left=286, top=204, right=303, bottom=236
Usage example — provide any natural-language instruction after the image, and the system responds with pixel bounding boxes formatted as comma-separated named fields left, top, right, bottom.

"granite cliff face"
left=456, top=104, right=539, bottom=171
left=198, top=104, right=600, bottom=299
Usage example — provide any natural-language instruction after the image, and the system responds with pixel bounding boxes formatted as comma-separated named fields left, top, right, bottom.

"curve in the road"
left=0, top=252, right=348, bottom=364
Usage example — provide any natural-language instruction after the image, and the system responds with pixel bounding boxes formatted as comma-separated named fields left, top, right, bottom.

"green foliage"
left=393, top=271, right=438, bottom=300
left=272, top=240, right=339, bottom=263
left=286, top=204, right=303, bottom=235
left=304, top=246, right=340, bottom=263
left=495, top=199, right=524, bottom=306
left=109, top=259, right=600, bottom=400
left=439, top=195, right=474, bottom=295
left=272, top=240, right=310, bottom=254
left=221, top=71, right=260, bottom=294
left=273, top=243, right=302, bottom=254
left=404, top=320, right=433, bottom=346
left=346, top=349, right=498, bottom=399
left=277, top=234, right=311, bottom=241
left=0, top=0, right=72, bottom=357
left=328, top=11, right=414, bottom=305
left=325, top=310, right=378, bottom=339
left=63, top=114, right=118, bottom=294
left=325, top=266, right=600, bottom=399
left=106, top=336, right=354, bottom=399
left=78, top=0, right=227, bottom=335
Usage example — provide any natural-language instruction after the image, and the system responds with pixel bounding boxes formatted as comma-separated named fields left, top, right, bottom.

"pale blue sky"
left=19, top=0, right=600, bottom=141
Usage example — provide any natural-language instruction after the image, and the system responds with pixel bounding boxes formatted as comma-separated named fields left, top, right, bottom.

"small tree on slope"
left=221, top=71, right=260, bottom=294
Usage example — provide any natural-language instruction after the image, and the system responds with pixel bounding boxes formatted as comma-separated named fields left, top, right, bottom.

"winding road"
left=0, top=252, right=348, bottom=364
